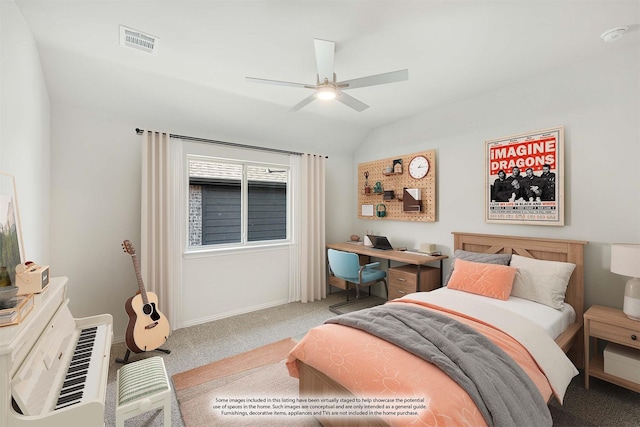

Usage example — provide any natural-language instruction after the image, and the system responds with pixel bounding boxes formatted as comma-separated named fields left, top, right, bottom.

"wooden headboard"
left=452, top=232, right=588, bottom=367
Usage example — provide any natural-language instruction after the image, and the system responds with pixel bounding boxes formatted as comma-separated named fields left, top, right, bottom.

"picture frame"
left=361, top=204, right=374, bottom=217
left=485, top=126, right=564, bottom=226
left=0, top=173, right=25, bottom=285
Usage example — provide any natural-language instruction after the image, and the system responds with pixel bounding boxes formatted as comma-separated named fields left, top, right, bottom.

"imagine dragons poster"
left=485, top=126, right=564, bottom=226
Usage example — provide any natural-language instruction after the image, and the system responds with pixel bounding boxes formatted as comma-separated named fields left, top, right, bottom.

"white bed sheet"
left=401, top=287, right=575, bottom=340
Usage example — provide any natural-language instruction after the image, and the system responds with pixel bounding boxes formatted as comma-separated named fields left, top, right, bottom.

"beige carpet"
left=173, top=338, right=319, bottom=427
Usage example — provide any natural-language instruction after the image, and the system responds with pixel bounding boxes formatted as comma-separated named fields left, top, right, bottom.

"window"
left=188, top=157, right=289, bottom=248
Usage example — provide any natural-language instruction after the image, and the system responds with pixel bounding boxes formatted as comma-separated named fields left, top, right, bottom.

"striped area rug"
left=172, top=338, right=297, bottom=391
left=172, top=338, right=319, bottom=426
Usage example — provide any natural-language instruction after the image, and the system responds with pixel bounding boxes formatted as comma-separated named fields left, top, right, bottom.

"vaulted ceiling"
left=14, top=1, right=640, bottom=135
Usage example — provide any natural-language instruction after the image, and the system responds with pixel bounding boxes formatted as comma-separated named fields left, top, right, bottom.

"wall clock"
left=408, top=155, right=429, bottom=179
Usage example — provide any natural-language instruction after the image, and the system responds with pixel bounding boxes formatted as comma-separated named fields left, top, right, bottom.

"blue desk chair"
left=327, top=248, right=388, bottom=314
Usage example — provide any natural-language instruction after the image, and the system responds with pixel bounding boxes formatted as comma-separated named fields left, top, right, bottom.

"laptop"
left=367, top=235, right=394, bottom=250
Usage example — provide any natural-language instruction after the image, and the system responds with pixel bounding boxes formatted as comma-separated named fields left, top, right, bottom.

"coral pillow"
left=447, top=258, right=517, bottom=300
left=444, top=249, right=512, bottom=286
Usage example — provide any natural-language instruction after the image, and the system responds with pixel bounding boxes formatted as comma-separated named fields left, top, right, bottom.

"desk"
left=327, top=242, right=448, bottom=292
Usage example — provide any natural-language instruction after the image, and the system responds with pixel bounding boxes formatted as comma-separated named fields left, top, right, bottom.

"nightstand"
left=583, top=305, right=640, bottom=392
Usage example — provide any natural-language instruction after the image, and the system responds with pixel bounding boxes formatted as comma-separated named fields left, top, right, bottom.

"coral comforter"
left=286, top=295, right=577, bottom=427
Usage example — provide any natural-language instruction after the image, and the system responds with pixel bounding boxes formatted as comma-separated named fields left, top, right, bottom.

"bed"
left=286, top=232, right=588, bottom=427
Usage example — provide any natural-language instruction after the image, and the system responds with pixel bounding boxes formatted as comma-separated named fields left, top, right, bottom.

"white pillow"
left=510, top=254, right=576, bottom=309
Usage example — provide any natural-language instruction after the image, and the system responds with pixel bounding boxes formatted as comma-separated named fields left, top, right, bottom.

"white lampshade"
left=611, top=243, right=640, bottom=321
left=611, top=244, right=640, bottom=277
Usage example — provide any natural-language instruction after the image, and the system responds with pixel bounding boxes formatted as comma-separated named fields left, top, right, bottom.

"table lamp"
left=611, top=243, right=640, bottom=321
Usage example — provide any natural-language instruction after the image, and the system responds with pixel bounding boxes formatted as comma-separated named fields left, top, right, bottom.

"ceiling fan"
left=246, top=39, right=408, bottom=112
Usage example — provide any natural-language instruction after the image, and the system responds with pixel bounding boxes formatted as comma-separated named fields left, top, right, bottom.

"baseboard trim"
left=177, top=298, right=290, bottom=329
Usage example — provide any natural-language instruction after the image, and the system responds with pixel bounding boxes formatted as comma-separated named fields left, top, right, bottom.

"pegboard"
left=358, top=150, right=437, bottom=222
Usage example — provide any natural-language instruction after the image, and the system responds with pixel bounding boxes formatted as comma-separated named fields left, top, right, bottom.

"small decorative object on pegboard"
left=393, top=159, right=403, bottom=174
left=361, top=204, right=374, bottom=217
left=363, top=171, right=371, bottom=194
left=403, top=188, right=422, bottom=212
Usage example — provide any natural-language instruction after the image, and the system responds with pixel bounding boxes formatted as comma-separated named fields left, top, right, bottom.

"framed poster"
left=0, top=173, right=25, bottom=284
left=485, top=126, right=564, bottom=226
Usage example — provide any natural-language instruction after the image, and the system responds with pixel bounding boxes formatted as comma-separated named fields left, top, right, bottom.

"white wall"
left=353, top=45, right=640, bottom=310
left=0, top=0, right=50, bottom=266
left=50, top=106, right=141, bottom=339
left=182, top=247, right=291, bottom=326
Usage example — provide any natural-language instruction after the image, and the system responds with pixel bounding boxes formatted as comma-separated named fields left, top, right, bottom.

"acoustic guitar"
left=121, top=240, right=170, bottom=353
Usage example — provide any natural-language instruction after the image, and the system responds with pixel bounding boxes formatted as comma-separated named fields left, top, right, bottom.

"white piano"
left=0, top=277, right=113, bottom=426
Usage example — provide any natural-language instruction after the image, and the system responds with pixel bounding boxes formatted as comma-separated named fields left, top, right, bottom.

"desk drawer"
left=389, top=267, right=417, bottom=287
left=590, top=321, right=640, bottom=350
left=389, top=265, right=439, bottom=293
left=389, top=281, right=415, bottom=299
left=329, top=275, right=348, bottom=291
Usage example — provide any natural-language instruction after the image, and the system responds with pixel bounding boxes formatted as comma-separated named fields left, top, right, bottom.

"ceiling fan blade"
left=246, top=76, right=312, bottom=89
left=314, top=39, right=335, bottom=83
left=289, top=93, right=317, bottom=112
left=336, top=91, right=369, bottom=112
left=337, top=69, right=408, bottom=90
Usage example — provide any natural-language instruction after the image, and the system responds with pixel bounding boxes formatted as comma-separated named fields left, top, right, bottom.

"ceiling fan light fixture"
left=316, top=86, right=337, bottom=100
left=246, top=39, right=408, bottom=111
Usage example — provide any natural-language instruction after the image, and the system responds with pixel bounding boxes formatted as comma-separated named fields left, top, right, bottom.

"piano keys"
left=0, top=277, right=113, bottom=426
left=55, top=325, right=107, bottom=410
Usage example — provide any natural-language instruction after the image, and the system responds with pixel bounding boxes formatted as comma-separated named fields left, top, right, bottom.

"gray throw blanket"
left=325, top=304, right=552, bottom=427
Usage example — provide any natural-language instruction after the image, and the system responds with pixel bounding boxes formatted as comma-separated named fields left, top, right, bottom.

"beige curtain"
left=140, top=131, right=182, bottom=331
left=290, top=154, right=326, bottom=303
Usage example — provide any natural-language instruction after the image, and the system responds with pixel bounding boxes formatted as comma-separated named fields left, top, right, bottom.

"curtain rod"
left=135, top=128, right=327, bottom=158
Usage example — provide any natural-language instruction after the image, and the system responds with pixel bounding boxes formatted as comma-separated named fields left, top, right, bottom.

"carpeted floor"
left=103, top=292, right=639, bottom=426
left=549, top=371, right=640, bottom=426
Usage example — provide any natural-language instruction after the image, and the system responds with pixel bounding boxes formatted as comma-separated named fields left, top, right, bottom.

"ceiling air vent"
left=119, top=25, right=158, bottom=55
